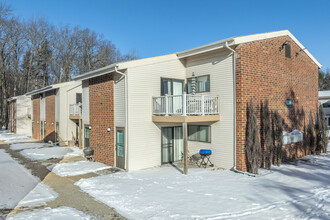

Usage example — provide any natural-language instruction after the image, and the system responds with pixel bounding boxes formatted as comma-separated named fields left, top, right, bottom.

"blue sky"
left=3, top=0, right=330, bottom=70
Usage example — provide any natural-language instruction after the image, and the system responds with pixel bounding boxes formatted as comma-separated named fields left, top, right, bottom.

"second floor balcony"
left=152, top=93, right=220, bottom=123
left=69, top=103, right=82, bottom=120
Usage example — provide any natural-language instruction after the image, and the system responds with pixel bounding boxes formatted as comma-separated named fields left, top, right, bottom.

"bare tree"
left=318, top=104, right=328, bottom=153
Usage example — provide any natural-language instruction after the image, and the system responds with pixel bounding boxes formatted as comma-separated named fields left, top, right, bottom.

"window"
left=76, top=93, right=82, bottom=103
left=323, top=102, right=330, bottom=108
left=161, top=78, right=183, bottom=96
left=285, top=44, right=291, bottom=58
left=188, top=125, right=211, bottom=142
left=84, top=127, right=90, bottom=148
left=187, top=75, right=210, bottom=93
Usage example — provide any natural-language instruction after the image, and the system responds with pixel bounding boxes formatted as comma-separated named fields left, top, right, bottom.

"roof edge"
left=25, top=86, right=54, bottom=96
left=72, top=63, right=117, bottom=81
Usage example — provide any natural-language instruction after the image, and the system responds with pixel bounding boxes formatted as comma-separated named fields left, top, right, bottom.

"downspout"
left=115, top=66, right=129, bottom=171
left=225, top=42, right=256, bottom=177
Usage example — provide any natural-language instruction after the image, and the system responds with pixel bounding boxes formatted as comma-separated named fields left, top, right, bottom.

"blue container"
left=200, top=149, right=212, bottom=155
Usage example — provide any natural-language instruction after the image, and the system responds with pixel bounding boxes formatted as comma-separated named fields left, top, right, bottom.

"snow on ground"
left=20, top=146, right=72, bottom=160
left=0, top=132, right=31, bottom=143
left=7, top=206, right=91, bottom=220
left=0, top=149, right=39, bottom=209
left=10, top=143, right=52, bottom=150
left=77, top=154, right=330, bottom=220
left=52, top=161, right=111, bottom=177
left=16, top=182, right=58, bottom=208
left=65, top=146, right=83, bottom=157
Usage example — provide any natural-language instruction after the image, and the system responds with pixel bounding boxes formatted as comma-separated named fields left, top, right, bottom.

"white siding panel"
left=186, top=50, right=234, bottom=169
left=82, top=80, right=89, bottom=125
left=40, top=94, right=45, bottom=121
left=127, top=56, right=186, bottom=171
left=16, top=95, right=32, bottom=135
left=55, top=90, right=60, bottom=122
left=114, top=74, right=125, bottom=128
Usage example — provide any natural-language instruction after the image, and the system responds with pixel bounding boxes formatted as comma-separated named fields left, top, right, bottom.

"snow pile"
left=52, top=161, right=111, bottom=177
left=77, top=155, right=330, bottom=220
left=65, top=146, right=83, bottom=157
left=7, top=206, right=91, bottom=220
left=17, top=182, right=58, bottom=208
left=0, top=149, right=39, bottom=209
left=10, top=143, right=51, bottom=151
left=20, top=147, right=72, bottom=160
left=0, top=133, right=31, bottom=143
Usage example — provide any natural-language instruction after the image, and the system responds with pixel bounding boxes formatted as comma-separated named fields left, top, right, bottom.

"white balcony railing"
left=69, top=103, right=82, bottom=116
left=153, top=93, right=219, bottom=116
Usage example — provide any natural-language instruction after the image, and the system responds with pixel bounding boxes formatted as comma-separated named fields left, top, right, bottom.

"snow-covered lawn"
left=76, top=154, right=330, bottom=220
left=16, top=182, right=58, bottom=208
left=7, top=207, right=91, bottom=220
left=0, top=149, right=39, bottom=209
left=20, top=146, right=72, bottom=160
left=52, top=161, right=111, bottom=177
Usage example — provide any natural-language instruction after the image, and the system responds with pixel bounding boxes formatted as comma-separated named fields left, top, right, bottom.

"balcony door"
left=116, top=128, right=125, bottom=169
left=161, top=78, right=183, bottom=114
left=161, top=127, right=183, bottom=164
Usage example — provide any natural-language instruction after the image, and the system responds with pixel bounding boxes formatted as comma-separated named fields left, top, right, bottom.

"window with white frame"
left=188, top=125, right=211, bottom=142
left=187, top=75, right=210, bottom=93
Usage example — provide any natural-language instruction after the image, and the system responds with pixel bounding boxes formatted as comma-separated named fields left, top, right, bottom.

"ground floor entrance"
left=161, top=127, right=183, bottom=164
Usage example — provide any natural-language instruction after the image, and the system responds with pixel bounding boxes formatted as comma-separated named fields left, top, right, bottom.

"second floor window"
left=187, top=75, right=210, bottom=93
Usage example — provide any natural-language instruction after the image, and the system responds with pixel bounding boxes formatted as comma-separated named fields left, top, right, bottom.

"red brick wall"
left=32, top=95, right=41, bottom=140
left=235, top=36, right=319, bottom=171
left=45, top=90, right=56, bottom=143
left=88, top=74, right=115, bottom=166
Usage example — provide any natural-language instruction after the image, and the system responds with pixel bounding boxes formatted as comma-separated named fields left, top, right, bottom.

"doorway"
left=161, top=127, right=183, bottom=164
left=116, top=128, right=125, bottom=169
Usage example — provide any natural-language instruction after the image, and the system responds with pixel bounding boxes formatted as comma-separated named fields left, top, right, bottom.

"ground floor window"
left=84, top=127, right=90, bottom=148
left=188, top=125, right=211, bottom=143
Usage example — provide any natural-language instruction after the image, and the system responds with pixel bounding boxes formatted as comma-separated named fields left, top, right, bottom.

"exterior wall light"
left=89, top=126, right=92, bottom=130
left=107, top=127, right=111, bottom=132
left=285, top=99, right=293, bottom=107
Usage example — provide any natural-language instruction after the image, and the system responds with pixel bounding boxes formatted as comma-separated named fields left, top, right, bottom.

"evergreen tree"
left=318, top=104, right=328, bottom=153
left=308, top=113, right=316, bottom=154
left=272, top=111, right=283, bottom=166
left=245, top=99, right=261, bottom=174
left=264, top=100, right=273, bottom=170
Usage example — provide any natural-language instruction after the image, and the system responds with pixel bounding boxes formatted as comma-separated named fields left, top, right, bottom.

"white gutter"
left=115, top=66, right=129, bottom=171
left=225, top=42, right=256, bottom=177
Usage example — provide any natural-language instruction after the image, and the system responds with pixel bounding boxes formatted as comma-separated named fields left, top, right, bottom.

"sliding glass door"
left=161, top=127, right=183, bottom=164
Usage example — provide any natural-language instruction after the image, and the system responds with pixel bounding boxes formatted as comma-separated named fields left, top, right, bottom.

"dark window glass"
left=76, top=93, right=82, bottom=103
left=84, top=127, right=90, bottom=148
left=285, top=44, right=291, bottom=58
left=188, top=125, right=211, bottom=142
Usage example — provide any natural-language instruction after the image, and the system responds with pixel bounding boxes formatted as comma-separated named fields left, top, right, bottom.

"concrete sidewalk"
left=7, top=148, right=125, bottom=220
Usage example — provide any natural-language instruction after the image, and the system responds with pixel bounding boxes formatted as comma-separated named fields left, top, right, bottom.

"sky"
left=2, top=0, right=330, bottom=70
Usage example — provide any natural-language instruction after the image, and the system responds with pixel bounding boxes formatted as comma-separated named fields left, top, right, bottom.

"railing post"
left=182, top=92, right=186, bottom=116
left=201, top=94, right=205, bottom=116
left=165, top=95, right=169, bottom=116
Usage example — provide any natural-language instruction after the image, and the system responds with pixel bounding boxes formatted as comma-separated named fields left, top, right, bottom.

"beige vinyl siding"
left=185, top=49, right=234, bottom=169
left=40, top=94, right=45, bottom=121
left=55, top=89, right=60, bottom=122
left=57, top=82, right=82, bottom=145
left=126, top=54, right=186, bottom=171
left=114, top=73, right=126, bottom=128
left=82, top=80, right=89, bottom=125
left=16, top=95, right=32, bottom=135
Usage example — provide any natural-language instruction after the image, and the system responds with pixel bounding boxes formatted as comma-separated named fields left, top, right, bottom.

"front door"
left=161, top=127, right=183, bottom=163
left=116, top=128, right=125, bottom=169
